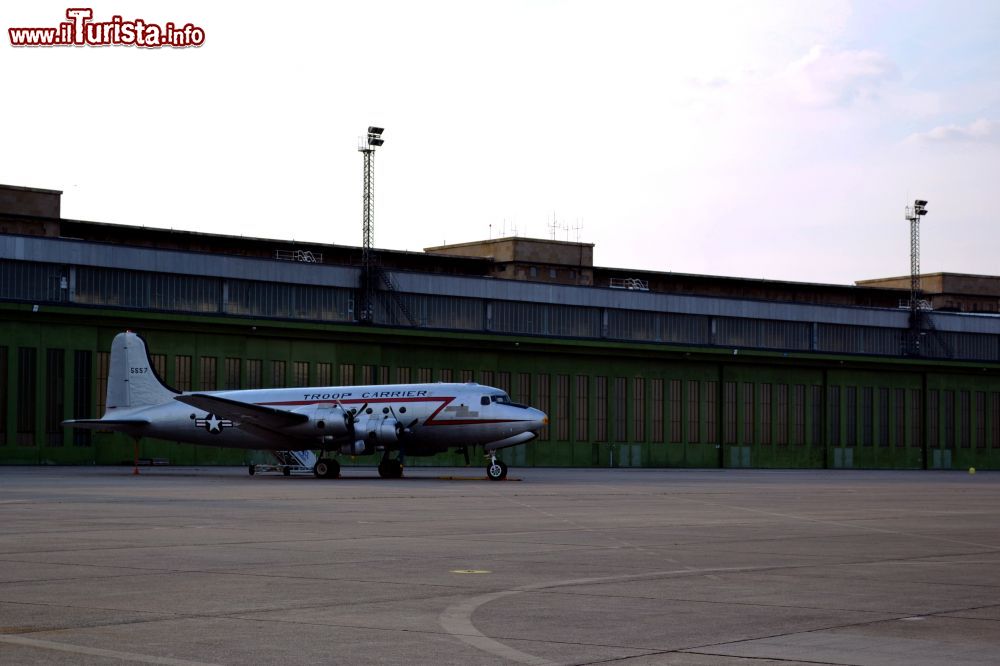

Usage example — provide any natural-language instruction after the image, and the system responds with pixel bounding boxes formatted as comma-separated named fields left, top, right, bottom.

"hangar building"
left=2, top=183, right=999, bottom=470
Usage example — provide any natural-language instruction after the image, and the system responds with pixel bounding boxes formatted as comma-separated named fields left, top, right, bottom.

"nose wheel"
left=486, top=455, right=508, bottom=481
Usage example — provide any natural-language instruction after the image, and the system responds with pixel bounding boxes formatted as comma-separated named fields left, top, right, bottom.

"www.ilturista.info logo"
left=9, top=8, right=205, bottom=48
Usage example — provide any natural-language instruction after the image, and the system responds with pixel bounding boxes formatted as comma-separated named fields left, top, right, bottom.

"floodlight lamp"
left=917, top=209, right=928, bottom=215
left=368, top=126, right=384, bottom=136
left=368, top=137, right=384, bottom=147
left=914, top=199, right=928, bottom=207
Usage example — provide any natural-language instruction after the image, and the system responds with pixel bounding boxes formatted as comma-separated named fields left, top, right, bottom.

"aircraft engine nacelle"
left=358, top=417, right=400, bottom=444
left=287, top=404, right=352, bottom=439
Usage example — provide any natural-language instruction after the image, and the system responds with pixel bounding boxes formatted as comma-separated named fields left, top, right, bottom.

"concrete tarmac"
left=0, top=466, right=998, bottom=665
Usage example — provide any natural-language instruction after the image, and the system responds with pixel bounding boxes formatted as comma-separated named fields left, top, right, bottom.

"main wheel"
left=487, top=459, right=508, bottom=481
left=314, top=458, right=340, bottom=479
left=248, top=464, right=256, bottom=476
left=378, top=459, right=404, bottom=479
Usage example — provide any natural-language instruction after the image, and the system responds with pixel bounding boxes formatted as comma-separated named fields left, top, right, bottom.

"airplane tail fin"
left=105, top=332, right=179, bottom=415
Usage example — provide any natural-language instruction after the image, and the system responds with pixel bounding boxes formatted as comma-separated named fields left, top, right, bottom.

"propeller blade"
left=461, top=446, right=470, bottom=466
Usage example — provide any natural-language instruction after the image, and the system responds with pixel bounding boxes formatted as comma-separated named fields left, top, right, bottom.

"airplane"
left=63, top=331, right=548, bottom=480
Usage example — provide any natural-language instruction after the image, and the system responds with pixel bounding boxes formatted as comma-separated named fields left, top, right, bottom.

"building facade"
left=2, top=185, right=1000, bottom=469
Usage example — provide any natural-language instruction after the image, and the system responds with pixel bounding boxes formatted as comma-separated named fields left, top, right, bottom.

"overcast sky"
left=4, top=1, right=998, bottom=284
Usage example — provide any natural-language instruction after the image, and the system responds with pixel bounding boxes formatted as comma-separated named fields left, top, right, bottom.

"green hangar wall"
left=3, top=304, right=1000, bottom=470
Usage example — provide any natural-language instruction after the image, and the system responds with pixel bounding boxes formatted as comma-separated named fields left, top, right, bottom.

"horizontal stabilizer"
left=62, top=418, right=150, bottom=432
left=175, top=394, right=309, bottom=430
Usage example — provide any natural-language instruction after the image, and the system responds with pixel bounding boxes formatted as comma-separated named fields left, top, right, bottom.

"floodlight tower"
left=358, top=126, right=384, bottom=322
left=905, top=199, right=929, bottom=354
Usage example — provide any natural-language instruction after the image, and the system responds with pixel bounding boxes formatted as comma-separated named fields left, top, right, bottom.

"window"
left=270, top=360, right=286, bottom=388
left=150, top=354, right=167, bottom=380
left=175, top=356, right=192, bottom=392
left=794, top=385, right=805, bottom=446
left=200, top=356, right=217, bottom=391
left=596, top=376, right=608, bottom=441
left=812, top=386, right=823, bottom=446
left=928, top=390, right=939, bottom=449
left=379, top=366, right=390, bottom=384
left=615, top=377, right=627, bottom=441
left=760, top=384, right=771, bottom=445
left=556, top=375, right=570, bottom=440
left=960, top=391, right=970, bottom=449
left=976, top=391, right=986, bottom=449
left=316, top=362, right=331, bottom=386
left=480, top=370, right=494, bottom=387
left=652, top=379, right=664, bottom=443
left=517, top=373, right=531, bottom=405
left=862, top=387, right=873, bottom=447
left=0, top=346, right=7, bottom=445
left=17, top=348, right=37, bottom=445
left=723, top=382, right=737, bottom=445
left=911, top=388, right=922, bottom=448
left=895, top=389, right=906, bottom=448
left=538, top=375, right=551, bottom=441
left=497, top=372, right=511, bottom=393
left=339, top=363, right=355, bottom=385
left=706, top=381, right=717, bottom=444
left=688, top=380, right=700, bottom=443
left=459, top=369, right=472, bottom=383
left=633, top=378, right=645, bottom=442
left=944, top=390, right=955, bottom=449
left=397, top=367, right=411, bottom=384
left=439, top=368, right=453, bottom=383
left=46, top=349, right=65, bottom=446
left=418, top=368, right=433, bottom=383
left=992, top=393, right=1000, bottom=449
left=846, top=387, right=857, bottom=447
left=96, top=351, right=110, bottom=416
left=225, top=357, right=241, bottom=390
left=576, top=375, right=589, bottom=442
left=776, top=384, right=788, bottom=446
left=827, top=386, right=840, bottom=447
left=246, top=359, right=262, bottom=389
left=38, top=349, right=65, bottom=446
left=294, top=361, right=309, bottom=387
left=670, top=379, right=682, bottom=443
left=72, top=350, right=92, bottom=447
left=879, top=388, right=889, bottom=448
left=362, top=364, right=375, bottom=385
left=743, top=382, right=754, bottom=444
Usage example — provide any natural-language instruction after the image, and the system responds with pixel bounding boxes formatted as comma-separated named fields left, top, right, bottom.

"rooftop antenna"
left=905, top=199, right=929, bottom=355
left=358, top=126, right=384, bottom=322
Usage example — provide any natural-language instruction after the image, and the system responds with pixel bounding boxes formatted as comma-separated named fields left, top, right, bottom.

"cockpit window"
left=480, top=396, right=490, bottom=406
left=489, top=393, right=528, bottom=409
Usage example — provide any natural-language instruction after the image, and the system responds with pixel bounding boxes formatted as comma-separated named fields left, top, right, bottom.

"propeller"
left=458, top=445, right=470, bottom=466
left=388, top=405, right=419, bottom=435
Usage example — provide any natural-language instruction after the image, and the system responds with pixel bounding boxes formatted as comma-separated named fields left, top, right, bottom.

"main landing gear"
left=486, top=453, right=508, bottom=481
left=313, top=458, right=340, bottom=479
left=378, top=454, right=404, bottom=479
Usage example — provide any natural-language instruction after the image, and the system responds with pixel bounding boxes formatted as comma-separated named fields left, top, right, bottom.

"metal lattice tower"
left=905, top=199, right=929, bottom=354
left=358, top=127, right=384, bottom=322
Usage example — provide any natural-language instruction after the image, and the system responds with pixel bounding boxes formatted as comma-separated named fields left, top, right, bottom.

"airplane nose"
left=532, top=408, right=548, bottom=431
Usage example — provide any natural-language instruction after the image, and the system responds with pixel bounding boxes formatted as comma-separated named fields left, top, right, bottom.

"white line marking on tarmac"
left=0, top=634, right=220, bottom=666
left=439, top=565, right=758, bottom=665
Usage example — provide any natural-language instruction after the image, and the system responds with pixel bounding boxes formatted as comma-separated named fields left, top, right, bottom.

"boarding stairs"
left=248, top=450, right=318, bottom=476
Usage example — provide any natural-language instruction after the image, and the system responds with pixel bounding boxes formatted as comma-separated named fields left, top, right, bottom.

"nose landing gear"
left=486, top=453, right=508, bottom=481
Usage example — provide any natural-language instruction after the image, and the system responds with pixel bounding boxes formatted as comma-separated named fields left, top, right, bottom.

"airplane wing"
left=175, top=394, right=309, bottom=430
